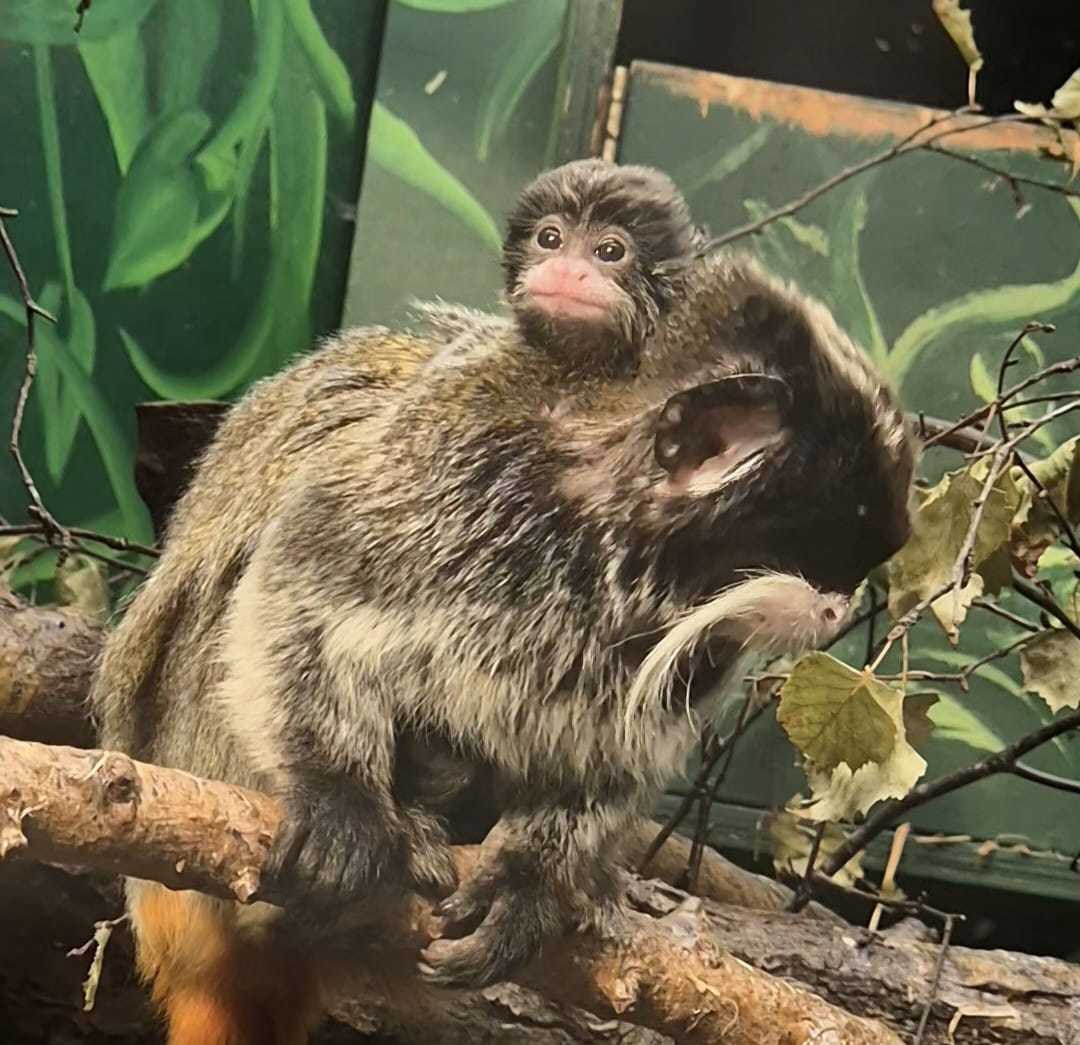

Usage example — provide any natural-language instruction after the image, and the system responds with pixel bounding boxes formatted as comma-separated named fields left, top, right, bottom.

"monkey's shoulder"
left=406, top=299, right=511, bottom=343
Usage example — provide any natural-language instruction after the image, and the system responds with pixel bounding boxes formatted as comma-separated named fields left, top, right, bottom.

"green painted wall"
left=0, top=0, right=388, bottom=547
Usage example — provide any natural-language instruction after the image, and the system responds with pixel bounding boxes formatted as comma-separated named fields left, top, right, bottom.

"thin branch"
left=912, top=914, right=955, bottom=1045
left=927, top=145, right=1080, bottom=200
left=919, top=356, right=1080, bottom=451
left=968, top=398, right=1080, bottom=460
left=1010, top=761, right=1080, bottom=797
left=665, top=109, right=1057, bottom=267
left=0, top=210, right=67, bottom=552
left=687, top=692, right=756, bottom=889
left=1012, top=575, right=1080, bottom=643
left=789, top=707, right=1080, bottom=912
left=1011, top=451, right=1080, bottom=563
left=801, top=821, right=827, bottom=894
left=949, top=444, right=1007, bottom=603
left=971, top=598, right=1041, bottom=633
left=638, top=697, right=770, bottom=874
left=995, top=323, right=1057, bottom=442
left=1007, top=391, right=1080, bottom=410
left=876, top=631, right=1046, bottom=689
left=0, top=523, right=159, bottom=559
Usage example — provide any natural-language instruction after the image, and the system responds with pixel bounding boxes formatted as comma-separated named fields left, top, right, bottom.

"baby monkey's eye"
left=594, top=238, right=626, bottom=262
left=536, top=226, right=562, bottom=250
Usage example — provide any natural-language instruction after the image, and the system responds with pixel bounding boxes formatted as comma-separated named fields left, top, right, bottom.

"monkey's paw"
left=266, top=773, right=404, bottom=910
left=418, top=887, right=561, bottom=988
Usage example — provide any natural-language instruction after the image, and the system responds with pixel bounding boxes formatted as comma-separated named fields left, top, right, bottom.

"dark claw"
left=419, top=890, right=562, bottom=988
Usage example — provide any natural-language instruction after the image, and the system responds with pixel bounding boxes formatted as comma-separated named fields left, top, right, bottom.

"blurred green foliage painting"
left=1, top=0, right=387, bottom=547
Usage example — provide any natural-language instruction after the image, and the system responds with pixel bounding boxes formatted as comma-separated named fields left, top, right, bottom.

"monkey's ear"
left=654, top=373, right=790, bottom=491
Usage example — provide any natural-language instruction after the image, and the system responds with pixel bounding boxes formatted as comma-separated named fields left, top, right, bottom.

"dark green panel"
left=617, top=63, right=1080, bottom=887
left=342, top=0, right=622, bottom=329
left=0, top=0, right=387, bottom=547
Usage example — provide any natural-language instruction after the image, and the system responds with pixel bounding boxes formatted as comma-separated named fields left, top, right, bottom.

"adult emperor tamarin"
left=91, top=167, right=914, bottom=1043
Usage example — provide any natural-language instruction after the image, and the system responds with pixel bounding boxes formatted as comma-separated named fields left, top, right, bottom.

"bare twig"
left=875, top=629, right=1049, bottom=688
left=0, top=209, right=68, bottom=553
left=1010, top=761, right=1080, bottom=797
left=971, top=598, right=1041, bottom=632
left=802, top=821, right=827, bottom=892
left=1013, top=575, right=1080, bottom=642
left=665, top=109, right=1062, bottom=267
left=913, top=914, right=955, bottom=1045
left=639, top=697, right=771, bottom=874
left=0, top=523, right=158, bottom=559
left=996, top=323, right=1057, bottom=440
left=867, top=822, right=910, bottom=933
left=919, top=356, right=1080, bottom=451
left=789, top=707, right=1080, bottom=912
left=926, top=145, right=1080, bottom=201
left=1011, top=451, right=1080, bottom=563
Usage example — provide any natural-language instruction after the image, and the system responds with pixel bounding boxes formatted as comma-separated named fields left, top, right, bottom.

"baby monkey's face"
left=506, top=210, right=666, bottom=375
left=502, top=159, right=697, bottom=374
left=515, top=214, right=637, bottom=329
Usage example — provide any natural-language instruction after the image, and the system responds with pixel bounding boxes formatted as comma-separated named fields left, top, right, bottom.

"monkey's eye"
left=594, top=238, right=626, bottom=263
left=536, top=226, right=562, bottom=250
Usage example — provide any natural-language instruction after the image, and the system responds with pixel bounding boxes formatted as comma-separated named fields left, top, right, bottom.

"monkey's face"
left=503, top=159, right=697, bottom=374
left=508, top=214, right=642, bottom=369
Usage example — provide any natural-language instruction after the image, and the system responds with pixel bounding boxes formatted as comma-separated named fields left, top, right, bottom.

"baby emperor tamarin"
left=91, top=164, right=913, bottom=1044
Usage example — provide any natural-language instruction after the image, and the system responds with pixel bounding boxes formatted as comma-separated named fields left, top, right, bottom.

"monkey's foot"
left=419, top=888, right=561, bottom=988
left=266, top=775, right=405, bottom=910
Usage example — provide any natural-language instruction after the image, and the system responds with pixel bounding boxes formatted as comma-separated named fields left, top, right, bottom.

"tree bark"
left=0, top=586, right=100, bottom=747
left=1, top=735, right=899, bottom=1045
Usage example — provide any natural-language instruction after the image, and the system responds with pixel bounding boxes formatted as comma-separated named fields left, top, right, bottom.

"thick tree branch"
left=0, top=736, right=898, bottom=1045
left=0, top=586, right=100, bottom=746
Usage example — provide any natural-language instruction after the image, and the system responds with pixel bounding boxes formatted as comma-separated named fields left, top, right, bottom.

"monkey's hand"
left=418, top=849, right=566, bottom=988
left=418, top=813, right=626, bottom=988
left=265, top=769, right=407, bottom=911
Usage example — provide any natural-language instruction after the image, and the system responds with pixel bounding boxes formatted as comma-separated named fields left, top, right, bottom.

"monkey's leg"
left=220, top=565, right=456, bottom=908
left=129, top=882, right=330, bottom=1045
left=419, top=788, right=634, bottom=987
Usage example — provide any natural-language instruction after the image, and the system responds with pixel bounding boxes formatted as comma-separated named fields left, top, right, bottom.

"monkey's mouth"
left=528, top=291, right=612, bottom=323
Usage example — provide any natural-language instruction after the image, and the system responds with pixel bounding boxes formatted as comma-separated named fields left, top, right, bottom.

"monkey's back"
left=91, top=320, right=482, bottom=786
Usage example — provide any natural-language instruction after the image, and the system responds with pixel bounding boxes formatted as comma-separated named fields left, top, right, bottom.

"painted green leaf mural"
left=476, top=0, right=566, bottom=162
left=78, top=23, right=152, bottom=174
left=34, top=282, right=97, bottom=483
left=2, top=0, right=160, bottom=44
left=368, top=102, right=502, bottom=253
left=104, top=109, right=216, bottom=290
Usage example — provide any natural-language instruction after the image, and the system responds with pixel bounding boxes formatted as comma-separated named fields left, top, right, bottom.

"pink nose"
left=526, top=257, right=595, bottom=298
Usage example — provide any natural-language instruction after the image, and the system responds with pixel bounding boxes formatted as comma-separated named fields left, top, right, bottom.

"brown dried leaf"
left=1020, top=629, right=1080, bottom=713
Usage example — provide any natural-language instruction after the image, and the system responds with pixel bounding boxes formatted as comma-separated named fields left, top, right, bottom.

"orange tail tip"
left=131, top=884, right=324, bottom=1045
